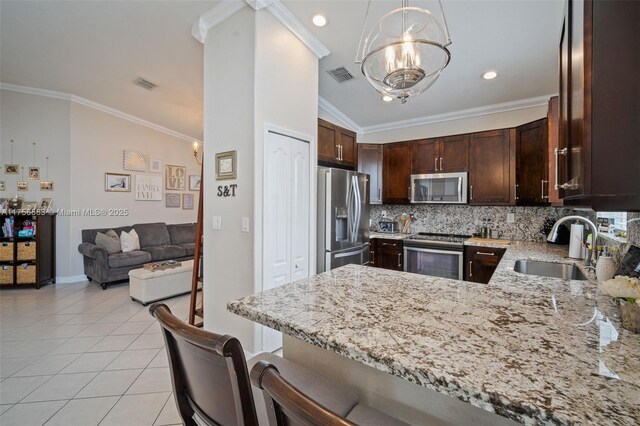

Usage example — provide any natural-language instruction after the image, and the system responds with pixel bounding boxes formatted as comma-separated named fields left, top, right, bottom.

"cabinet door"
left=318, top=119, right=338, bottom=163
left=566, top=0, right=587, bottom=198
left=516, top=119, right=549, bottom=205
left=383, top=142, right=412, bottom=204
left=469, top=130, right=513, bottom=205
left=377, top=240, right=403, bottom=271
left=338, top=128, right=357, bottom=168
left=464, top=246, right=505, bottom=284
left=412, top=139, right=439, bottom=174
left=358, top=144, right=383, bottom=204
left=440, top=135, right=469, bottom=172
left=369, top=238, right=378, bottom=267
left=547, top=96, right=563, bottom=206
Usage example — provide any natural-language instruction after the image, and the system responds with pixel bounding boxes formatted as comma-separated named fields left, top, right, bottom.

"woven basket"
left=17, top=241, right=36, bottom=261
left=0, top=242, right=13, bottom=262
left=16, top=264, right=35, bottom=284
left=0, top=265, right=14, bottom=285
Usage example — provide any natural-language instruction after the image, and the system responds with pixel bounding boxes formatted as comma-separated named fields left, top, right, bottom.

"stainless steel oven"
left=403, top=233, right=469, bottom=280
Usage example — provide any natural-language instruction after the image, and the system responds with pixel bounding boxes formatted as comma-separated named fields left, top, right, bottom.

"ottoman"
left=129, top=260, right=194, bottom=305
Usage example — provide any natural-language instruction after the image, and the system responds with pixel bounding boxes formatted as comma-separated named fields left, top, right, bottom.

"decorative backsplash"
left=370, top=205, right=569, bottom=242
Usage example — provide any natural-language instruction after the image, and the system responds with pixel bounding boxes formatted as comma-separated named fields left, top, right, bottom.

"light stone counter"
left=228, top=241, right=640, bottom=425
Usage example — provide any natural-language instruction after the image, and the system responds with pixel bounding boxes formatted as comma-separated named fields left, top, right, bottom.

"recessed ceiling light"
left=382, top=95, right=393, bottom=102
left=482, top=71, right=498, bottom=80
left=311, top=14, right=327, bottom=27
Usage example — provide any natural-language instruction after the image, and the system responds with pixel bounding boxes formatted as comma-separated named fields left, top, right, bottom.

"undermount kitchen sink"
left=513, top=260, right=588, bottom=281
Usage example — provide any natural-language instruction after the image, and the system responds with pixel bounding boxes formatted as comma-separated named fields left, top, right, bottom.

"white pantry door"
left=263, top=130, right=310, bottom=352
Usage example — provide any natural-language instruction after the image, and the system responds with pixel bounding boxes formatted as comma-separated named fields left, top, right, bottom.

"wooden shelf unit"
left=0, top=213, right=56, bottom=289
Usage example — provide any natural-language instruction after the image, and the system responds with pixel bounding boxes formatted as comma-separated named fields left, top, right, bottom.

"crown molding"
left=360, top=95, right=555, bottom=134
left=1, top=83, right=200, bottom=143
left=318, top=97, right=362, bottom=134
left=192, top=0, right=330, bottom=59
left=261, top=0, right=330, bottom=59
left=192, top=0, right=247, bottom=43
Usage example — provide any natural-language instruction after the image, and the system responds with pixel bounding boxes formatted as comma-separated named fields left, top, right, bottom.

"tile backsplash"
left=370, top=205, right=567, bottom=242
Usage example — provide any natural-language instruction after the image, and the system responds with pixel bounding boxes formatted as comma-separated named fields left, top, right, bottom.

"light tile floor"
left=0, top=280, right=191, bottom=426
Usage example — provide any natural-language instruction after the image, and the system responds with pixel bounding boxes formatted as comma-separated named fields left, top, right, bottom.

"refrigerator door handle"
left=353, top=176, right=362, bottom=242
left=349, top=176, right=359, bottom=242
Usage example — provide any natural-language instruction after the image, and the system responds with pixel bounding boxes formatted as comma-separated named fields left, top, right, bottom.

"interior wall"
left=202, top=7, right=257, bottom=350
left=202, top=7, right=318, bottom=354
left=357, top=104, right=548, bottom=143
left=0, top=89, right=72, bottom=280
left=69, top=102, right=199, bottom=277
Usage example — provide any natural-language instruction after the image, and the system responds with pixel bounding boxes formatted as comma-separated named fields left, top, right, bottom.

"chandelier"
left=356, top=0, right=452, bottom=103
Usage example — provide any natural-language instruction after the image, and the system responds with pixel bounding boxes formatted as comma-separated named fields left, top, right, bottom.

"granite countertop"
left=369, top=231, right=409, bottom=240
left=228, top=241, right=640, bottom=425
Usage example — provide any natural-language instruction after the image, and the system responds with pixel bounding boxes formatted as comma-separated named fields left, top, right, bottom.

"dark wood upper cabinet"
left=412, top=135, right=468, bottom=174
left=358, top=144, right=383, bottom=204
left=383, top=142, right=412, bottom=204
left=547, top=96, right=563, bottom=206
left=412, top=139, right=439, bottom=174
left=468, top=129, right=514, bottom=205
left=317, top=118, right=357, bottom=170
left=558, top=0, right=640, bottom=211
left=515, top=118, right=549, bottom=205
left=440, top=135, right=469, bottom=173
left=338, top=128, right=356, bottom=166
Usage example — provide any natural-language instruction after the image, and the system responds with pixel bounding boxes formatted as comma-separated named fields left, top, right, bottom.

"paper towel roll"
left=569, top=224, right=585, bottom=259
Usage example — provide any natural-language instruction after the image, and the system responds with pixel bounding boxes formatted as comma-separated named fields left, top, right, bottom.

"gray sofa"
left=78, top=222, right=196, bottom=289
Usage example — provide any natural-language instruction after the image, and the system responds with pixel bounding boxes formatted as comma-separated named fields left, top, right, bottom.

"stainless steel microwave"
left=410, top=172, right=468, bottom=204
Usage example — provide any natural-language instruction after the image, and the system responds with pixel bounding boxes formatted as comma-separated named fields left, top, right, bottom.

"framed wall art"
left=123, top=150, right=147, bottom=172
left=215, top=151, right=236, bottom=180
left=40, top=181, right=54, bottom=191
left=165, top=193, right=181, bottom=208
left=189, top=175, right=201, bottom=191
left=17, top=181, right=28, bottom=191
left=40, top=198, right=52, bottom=213
left=105, top=173, right=131, bottom=192
left=165, top=165, right=186, bottom=190
left=149, top=158, right=162, bottom=173
left=4, top=164, right=19, bottom=174
left=29, top=167, right=40, bottom=180
left=182, top=193, right=194, bottom=210
left=135, top=175, right=162, bottom=201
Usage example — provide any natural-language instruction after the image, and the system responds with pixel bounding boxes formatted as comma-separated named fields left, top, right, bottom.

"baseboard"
left=55, top=275, right=88, bottom=284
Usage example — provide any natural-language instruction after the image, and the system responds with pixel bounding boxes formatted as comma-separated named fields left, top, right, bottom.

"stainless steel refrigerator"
left=317, top=167, right=370, bottom=272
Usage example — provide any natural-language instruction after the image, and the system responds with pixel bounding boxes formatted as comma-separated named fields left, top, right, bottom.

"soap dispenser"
left=596, top=246, right=616, bottom=282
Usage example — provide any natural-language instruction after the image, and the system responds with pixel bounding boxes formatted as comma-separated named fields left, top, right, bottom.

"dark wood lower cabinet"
left=464, top=246, right=505, bottom=284
left=370, top=239, right=403, bottom=271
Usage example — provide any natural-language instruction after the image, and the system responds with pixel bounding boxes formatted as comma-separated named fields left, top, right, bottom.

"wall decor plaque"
left=165, top=165, right=186, bottom=190
left=123, top=150, right=147, bottom=172
left=135, top=175, right=162, bottom=201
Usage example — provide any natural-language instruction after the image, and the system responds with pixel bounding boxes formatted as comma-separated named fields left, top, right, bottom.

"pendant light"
left=356, top=0, right=452, bottom=103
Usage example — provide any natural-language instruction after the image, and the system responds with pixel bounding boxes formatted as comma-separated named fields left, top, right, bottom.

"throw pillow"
left=95, top=229, right=121, bottom=254
left=120, top=229, right=141, bottom=253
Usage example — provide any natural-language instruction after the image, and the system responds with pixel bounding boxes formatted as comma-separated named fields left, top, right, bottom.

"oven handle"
left=403, top=246, right=464, bottom=256
left=403, top=240, right=464, bottom=249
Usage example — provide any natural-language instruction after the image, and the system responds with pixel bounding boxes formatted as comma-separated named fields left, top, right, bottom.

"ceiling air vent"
left=133, top=77, right=158, bottom=90
left=327, top=66, right=355, bottom=83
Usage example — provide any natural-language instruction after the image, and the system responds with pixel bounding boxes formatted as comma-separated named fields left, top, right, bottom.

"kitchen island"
left=228, top=241, right=640, bottom=425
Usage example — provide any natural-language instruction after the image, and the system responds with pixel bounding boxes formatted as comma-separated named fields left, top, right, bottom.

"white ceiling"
left=0, top=0, right=565, bottom=140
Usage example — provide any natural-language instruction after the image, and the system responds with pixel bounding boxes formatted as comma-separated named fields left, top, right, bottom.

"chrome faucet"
left=547, top=215, right=599, bottom=266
